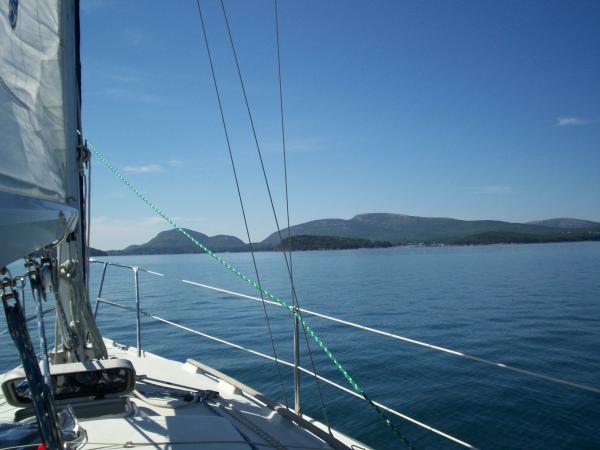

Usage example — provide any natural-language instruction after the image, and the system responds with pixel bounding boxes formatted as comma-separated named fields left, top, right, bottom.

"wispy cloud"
left=123, top=164, right=163, bottom=174
left=167, top=159, right=183, bottom=167
left=80, top=4, right=144, bottom=48
left=124, top=28, right=144, bottom=47
left=555, top=116, right=598, bottom=126
left=464, top=185, right=512, bottom=194
left=121, top=159, right=185, bottom=174
left=85, top=64, right=162, bottom=104
left=261, top=137, right=328, bottom=155
left=107, top=73, right=143, bottom=84
left=93, top=87, right=162, bottom=104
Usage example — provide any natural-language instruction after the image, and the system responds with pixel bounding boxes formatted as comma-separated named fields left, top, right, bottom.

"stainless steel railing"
left=88, top=258, right=478, bottom=448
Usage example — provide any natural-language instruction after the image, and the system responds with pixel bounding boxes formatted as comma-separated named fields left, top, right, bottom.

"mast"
left=55, top=0, right=107, bottom=363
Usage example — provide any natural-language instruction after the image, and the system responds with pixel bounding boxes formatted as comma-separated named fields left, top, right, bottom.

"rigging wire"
left=86, top=145, right=92, bottom=292
left=89, top=142, right=416, bottom=448
left=193, top=0, right=289, bottom=410
left=80, top=149, right=91, bottom=293
left=274, top=0, right=308, bottom=422
left=273, top=0, right=300, bottom=407
left=218, top=0, right=331, bottom=431
left=274, top=0, right=293, bottom=304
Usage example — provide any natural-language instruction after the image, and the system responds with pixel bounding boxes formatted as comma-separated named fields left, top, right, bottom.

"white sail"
left=0, top=0, right=71, bottom=202
left=0, top=0, right=80, bottom=267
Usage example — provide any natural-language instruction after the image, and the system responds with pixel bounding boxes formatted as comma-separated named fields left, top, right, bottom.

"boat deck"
left=0, top=339, right=370, bottom=450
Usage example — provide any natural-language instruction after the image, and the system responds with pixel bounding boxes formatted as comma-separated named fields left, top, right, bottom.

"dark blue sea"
left=2, top=242, right=599, bottom=449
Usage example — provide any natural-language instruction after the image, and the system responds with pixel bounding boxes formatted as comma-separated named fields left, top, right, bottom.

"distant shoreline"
left=91, top=233, right=600, bottom=257
left=91, top=213, right=600, bottom=256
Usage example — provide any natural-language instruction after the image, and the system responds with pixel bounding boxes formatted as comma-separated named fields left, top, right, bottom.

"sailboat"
left=5, top=2, right=597, bottom=449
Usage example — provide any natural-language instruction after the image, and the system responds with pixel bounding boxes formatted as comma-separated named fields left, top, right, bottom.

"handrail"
left=95, top=296, right=477, bottom=449
left=89, top=258, right=600, bottom=395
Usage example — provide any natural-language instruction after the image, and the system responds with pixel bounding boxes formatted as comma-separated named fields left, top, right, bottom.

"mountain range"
left=96, top=213, right=600, bottom=255
left=261, top=214, right=600, bottom=245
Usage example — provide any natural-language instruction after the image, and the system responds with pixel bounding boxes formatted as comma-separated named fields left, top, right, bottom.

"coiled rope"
left=88, top=138, right=415, bottom=448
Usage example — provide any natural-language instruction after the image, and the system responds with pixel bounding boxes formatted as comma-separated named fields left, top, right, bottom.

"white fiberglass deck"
left=0, top=338, right=370, bottom=450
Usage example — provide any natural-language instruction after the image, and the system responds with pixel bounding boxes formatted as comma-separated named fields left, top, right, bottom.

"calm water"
left=1, top=242, right=599, bottom=449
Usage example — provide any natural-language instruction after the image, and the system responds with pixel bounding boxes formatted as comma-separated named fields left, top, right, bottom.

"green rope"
left=87, top=138, right=415, bottom=448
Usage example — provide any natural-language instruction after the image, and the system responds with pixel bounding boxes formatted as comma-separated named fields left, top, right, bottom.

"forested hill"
left=261, top=213, right=600, bottom=245
left=275, top=235, right=393, bottom=251
left=106, top=229, right=246, bottom=255
left=99, top=215, right=600, bottom=254
left=527, top=218, right=600, bottom=229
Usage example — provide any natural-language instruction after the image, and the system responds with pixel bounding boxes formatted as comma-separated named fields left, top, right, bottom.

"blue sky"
left=80, top=1, right=600, bottom=249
